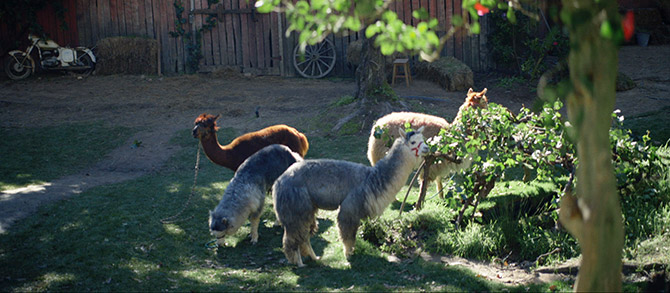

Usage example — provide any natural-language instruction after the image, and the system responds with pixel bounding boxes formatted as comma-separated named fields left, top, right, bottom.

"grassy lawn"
left=0, top=126, right=562, bottom=292
left=1, top=110, right=667, bottom=291
left=0, top=123, right=134, bottom=191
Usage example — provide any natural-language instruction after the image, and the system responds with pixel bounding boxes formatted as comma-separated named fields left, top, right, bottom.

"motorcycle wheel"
left=69, top=52, right=95, bottom=78
left=5, top=54, right=33, bottom=80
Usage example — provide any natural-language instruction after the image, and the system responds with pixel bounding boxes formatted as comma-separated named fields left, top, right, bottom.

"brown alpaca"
left=193, top=113, right=309, bottom=171
left=453, top=88, right=488, bottom=124
left=367, top=88, right=488, bottom=197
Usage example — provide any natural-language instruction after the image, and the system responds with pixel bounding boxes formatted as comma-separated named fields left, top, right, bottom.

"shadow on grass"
left=0, top=129, right=552, bottom=291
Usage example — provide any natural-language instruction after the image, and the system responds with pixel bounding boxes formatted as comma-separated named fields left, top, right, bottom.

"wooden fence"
left=3, top=0, right=492, bottom=76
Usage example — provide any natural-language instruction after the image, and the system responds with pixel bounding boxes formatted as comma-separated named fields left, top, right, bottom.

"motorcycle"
left=5, top=34, right=96, bottom=80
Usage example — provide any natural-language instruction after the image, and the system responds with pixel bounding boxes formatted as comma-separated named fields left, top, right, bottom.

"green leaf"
left=381, top=42, right=395, bottom=55
left=311, top=0, right=326, bottom=10
left=600, top=20, right=614, bottom=39
left=506, top=7, right=516, bottom=23
left=417, top=22, right=428, bottom=33
left=471, top=22, right=480, bottom=34
left=428, top=18, right=438, bottom=28
left=451, top=15, right=463, bottom=26
left=344, top=17, right=361, bottom=31
left=255, top=0, right=274, bottom=13
left=365, top=23, right=381, bottom=38
left=412, top=8, right=429, bottom=20
left=383, top=10, right=398, bottom=22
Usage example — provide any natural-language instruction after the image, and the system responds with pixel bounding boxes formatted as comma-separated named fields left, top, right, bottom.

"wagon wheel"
left=293, top=38, right=336, bottom=79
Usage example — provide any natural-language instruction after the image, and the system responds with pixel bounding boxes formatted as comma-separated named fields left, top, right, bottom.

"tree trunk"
left=355, top=36, right=388, bottom=101
left=558, top=0, right=624, bottom=291
left=332, top=36, right=400, bottom=133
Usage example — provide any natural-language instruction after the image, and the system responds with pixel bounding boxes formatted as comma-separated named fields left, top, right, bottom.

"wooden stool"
left=391, top=58, right=411, bottom=86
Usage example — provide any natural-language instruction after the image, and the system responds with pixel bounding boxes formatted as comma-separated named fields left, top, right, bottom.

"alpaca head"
left=465, top=88, right=488, bottom=109
left=209, top=210, right=236, bottom=244
left=398, top=126, right=430, bottom=165
left=193, top=113, right=220, bottom=139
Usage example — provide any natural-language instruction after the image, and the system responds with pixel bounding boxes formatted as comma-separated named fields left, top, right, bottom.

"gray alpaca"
left=273, top=127, right=429, bottom=267
left=209, top=144, right=302, bottom=245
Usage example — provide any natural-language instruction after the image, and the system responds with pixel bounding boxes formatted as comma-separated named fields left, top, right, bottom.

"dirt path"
left=1, top=45, right=668, bottom=284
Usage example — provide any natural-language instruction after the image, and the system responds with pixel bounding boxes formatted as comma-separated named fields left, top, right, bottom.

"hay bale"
left=415, top=56, right=473, bottom=91
left=96, top=37, right=158, bottom=75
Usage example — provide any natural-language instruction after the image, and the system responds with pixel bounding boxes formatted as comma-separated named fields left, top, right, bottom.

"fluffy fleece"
left=209, top=144, right=302, bottom=245
left=193, top=113, right=309, bottom=171
left=273, top=127, right=429, bottom=267
left=367, top=88, right=488, bottom=196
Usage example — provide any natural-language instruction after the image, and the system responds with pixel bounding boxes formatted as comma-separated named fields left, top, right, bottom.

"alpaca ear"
left=416, top=126, right=425, bottom=134
left=398, top=127, right=406, bottom=138
left=468, top=88, right=473, bottom=94
left=481, top=88, right=487, bottom=95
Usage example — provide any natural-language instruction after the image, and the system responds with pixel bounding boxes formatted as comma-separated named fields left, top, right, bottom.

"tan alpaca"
left=367, top=88, right=488, bottom=197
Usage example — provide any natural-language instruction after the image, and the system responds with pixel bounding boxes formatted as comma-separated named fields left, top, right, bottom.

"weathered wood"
left=270, top=11, right=280, bottom=70
left=61, top=0, right=487, bottom=75
left=218, top=0, right=229, bottom=65
left=137, top=0, right=147, bottom=36
left=403, top=0, right=411, bottom=26
left=144, top=0, right=154, bottom=38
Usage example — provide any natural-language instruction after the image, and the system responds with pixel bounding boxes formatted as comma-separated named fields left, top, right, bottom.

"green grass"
left=2, top=118, right=668, bottom=291
left=0, top=123, right=134, bottom=191
left=0, top=128, right=555, bottom=292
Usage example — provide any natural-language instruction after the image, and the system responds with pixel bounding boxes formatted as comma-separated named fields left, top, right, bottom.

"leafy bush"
left=488, top=10, right=569, bottom=79
left=362, top=102, right=669, bottom=265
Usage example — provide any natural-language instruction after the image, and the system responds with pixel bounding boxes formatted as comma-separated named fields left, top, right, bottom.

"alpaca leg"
left=249, top=214, right=261, bottom=244
left=337, top=210, right=361, bottom=259
left=436, top=176, right=444, bottom=199
left=287, top=247, right=304, bottom=267
left=282, top=230, right=304, bottom=267
left=300, top=241, right=319, bottom=261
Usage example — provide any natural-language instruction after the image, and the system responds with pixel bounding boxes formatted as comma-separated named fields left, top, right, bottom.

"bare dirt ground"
left=1, top=44, right=668, bottom=285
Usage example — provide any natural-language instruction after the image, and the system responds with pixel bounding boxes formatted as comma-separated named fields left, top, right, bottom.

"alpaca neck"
left=199, top=132, right=235, bottom=170
left=365, top=141, right=419, bottom=218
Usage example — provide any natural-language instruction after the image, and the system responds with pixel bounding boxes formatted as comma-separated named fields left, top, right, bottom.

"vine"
left=170, top=0, right=219, bottom=73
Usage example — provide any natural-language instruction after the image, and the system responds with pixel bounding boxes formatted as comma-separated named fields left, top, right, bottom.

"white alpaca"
left=273, top=127, right=429, bottom=267
left=367, top=88, right=488, bottom=197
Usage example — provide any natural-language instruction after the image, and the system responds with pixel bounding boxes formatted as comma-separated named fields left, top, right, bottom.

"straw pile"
left=95, top=37, right=158, bottom=75
left=415, top=56, right=473, bottom=91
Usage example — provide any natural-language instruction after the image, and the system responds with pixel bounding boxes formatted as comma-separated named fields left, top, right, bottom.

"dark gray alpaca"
left=209, top=144, right=302, bottom=245
left=273, top=127, right=429, bottom=267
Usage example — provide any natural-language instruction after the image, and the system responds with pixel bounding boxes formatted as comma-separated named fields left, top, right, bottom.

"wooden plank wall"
left=281, top=0, right=490, bottom=77
left=387, top=0, right=491, bottom=72
left=75, top=0, right=186, bottom=74
left=74, top=0, right=282, bottom=75
left=70, top=0, right=489, bottom=75
left=194, top=0, right=283, bottom=74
